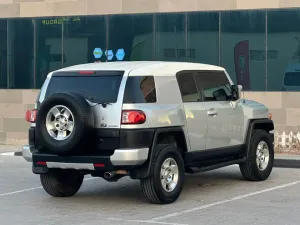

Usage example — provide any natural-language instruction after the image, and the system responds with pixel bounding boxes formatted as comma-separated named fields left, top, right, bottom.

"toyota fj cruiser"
left=23, top=61, right=274, bottom=204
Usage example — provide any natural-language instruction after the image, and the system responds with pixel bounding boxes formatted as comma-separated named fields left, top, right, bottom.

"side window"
left=176, top=72, right=200, bottom=102
left=195, top=71, right=232, bottom=101
left=123, top=76, right=156, bottom=103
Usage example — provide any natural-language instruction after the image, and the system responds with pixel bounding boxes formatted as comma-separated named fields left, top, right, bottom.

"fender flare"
left=130, top=126, right=188, bottom=179
left=244, top=118, right=274, bottom=158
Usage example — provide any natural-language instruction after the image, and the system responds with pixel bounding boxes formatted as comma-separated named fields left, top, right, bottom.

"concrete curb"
left=274, top=159, right=300, bottom=168
left=0, top=151, right=22, bottom=156
left=274, top=154, right=300, bottom=168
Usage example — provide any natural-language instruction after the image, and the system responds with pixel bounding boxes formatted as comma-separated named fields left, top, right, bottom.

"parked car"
left=23, top=61, right=274, bottom=204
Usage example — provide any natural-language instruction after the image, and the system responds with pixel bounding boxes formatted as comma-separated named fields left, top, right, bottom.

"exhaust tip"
left=104, top=172, right=115, bottom=179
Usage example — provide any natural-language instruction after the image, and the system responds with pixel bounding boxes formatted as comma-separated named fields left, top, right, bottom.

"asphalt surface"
left=1, top=154, right=300, bottom=225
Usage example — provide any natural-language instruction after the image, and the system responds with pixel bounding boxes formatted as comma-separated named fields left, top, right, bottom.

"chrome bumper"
left=22, top=145, right=33, bottom=162
left=111, top=148, right=149, bottom=166
left=22, top=145, right=149, bottom=169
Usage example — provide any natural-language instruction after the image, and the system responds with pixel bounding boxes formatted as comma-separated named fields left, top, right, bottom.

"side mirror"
left=231, top=84, right=242, bottom=101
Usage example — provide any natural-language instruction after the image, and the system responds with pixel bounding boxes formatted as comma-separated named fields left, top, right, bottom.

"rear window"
left=123, top=76, right=156, bottom=103
left=284, top=72, right=300, bottom=86
left=45, top=72, right=123, bottom=103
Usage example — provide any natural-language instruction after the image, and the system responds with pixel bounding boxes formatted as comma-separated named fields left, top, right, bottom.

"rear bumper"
left=23, top=145, right=33, bottom=162
left=22, top=145, right=149, bottom=171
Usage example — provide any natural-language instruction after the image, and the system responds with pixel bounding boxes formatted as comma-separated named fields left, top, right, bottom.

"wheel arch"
left=155, top=127, right=189, bottom=153
left=130, top=126, right=188, bottom=179
left=244, top=118, right=274, bottom=158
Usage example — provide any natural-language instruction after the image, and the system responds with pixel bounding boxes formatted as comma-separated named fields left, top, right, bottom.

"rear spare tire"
left=36, top=92, right=94, bottom=155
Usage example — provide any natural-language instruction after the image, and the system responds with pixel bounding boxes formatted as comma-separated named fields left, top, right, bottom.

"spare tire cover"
left=35, top=92, right=94, bottom=156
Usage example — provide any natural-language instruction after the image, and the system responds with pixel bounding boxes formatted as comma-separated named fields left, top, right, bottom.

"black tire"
left=140, top=144, right=185, bottom=204
left=36, top=92, right=94, bottom=155
left=239, top=129, right=274, bottom=181
left=40, top=170, right=84, bottom=197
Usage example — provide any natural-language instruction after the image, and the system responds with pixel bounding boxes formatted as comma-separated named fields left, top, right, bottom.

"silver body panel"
left=27, top=61, right=270, bottom=167
left=111, top=148, right=149, bottom=166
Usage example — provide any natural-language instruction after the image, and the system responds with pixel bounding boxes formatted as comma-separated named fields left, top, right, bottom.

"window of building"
left=156, top=13, right=185, bottom=61
left=220, top=10, right=266, bottom=91
left=108, top=14, right=153, bottom=62
left=9, top=19, right=34, bottom=89
left=267, top=9, right=300, bottom=91
left=63, top=16, right=106, bottom=67
left=123, top=76, right=156, bottom=103
left=176, top=72, right=200, bottom=102
left=0, top=19, right=7, bottom=88
left=187, top=12, right=219, bottom=65
left=195, top=71, right=231, bottom=101
left=35, top=17, right=63, bottom=88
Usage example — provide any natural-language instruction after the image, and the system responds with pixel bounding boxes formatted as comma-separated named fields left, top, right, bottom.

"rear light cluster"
left=25, top=109, right=37, bottom=123
left=26, top=108, right=147, bottom=124
left=121, top=110, right=146, bottom=124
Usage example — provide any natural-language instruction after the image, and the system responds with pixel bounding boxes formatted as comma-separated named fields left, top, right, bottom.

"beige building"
left=0, top=0, right=300, bottom=147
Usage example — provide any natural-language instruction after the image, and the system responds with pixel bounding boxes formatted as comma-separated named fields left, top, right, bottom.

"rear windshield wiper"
left=100, top=102, right=112, bottom=108
left=90, top=102, right=112, bottom=108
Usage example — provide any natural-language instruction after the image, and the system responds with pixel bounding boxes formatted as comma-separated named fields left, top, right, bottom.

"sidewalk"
left=0, top=145, right=22, bottom=153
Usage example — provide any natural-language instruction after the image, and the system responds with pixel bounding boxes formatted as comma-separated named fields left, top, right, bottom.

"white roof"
left=54, top=61, right=225, bottom=76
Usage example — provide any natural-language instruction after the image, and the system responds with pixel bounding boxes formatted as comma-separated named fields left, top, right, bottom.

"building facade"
left=0, top=0, right=300, bottom=147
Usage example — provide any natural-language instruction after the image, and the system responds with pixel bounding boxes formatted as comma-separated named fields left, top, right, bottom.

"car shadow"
left=63, top=167, right=247, bottom=205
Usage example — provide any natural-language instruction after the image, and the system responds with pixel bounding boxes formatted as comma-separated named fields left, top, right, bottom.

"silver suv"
left=22, top=61, right=274, bottom=204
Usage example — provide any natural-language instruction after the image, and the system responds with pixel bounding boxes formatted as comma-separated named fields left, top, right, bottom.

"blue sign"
left=93, top=48, right=103, bottom=59
left=116, top=48, right=125, bottom=61
left=105, top=50, right=114, bottom=61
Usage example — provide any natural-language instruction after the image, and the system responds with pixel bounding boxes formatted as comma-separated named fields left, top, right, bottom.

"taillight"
left=121, top=110, right=146, bottom=124
left=25, top=109, right=37, bottom=123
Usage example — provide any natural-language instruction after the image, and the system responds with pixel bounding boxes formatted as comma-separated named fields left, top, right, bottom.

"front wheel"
left=40, top=169, right=84, bottom=197
left=239, top=129, right=274, bottom=181
left=140, top=144, right=185, bottom=204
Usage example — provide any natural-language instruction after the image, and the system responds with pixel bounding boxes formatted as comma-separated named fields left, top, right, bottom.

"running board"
left=186, top=158, right=246, bottom=174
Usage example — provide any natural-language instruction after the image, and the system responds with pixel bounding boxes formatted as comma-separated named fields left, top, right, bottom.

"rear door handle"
left=207, top=108, right=218, bottom=116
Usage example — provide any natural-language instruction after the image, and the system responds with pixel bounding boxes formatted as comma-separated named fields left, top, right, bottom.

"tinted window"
left=267, top=9, right=300, bottom=91
left=187, top=12, right=219, bottom=65
left=156, top=13, right=185, bottom=61
left=108, top=14, right=153, bottom=61
left=46, top=74, right=123, bottom=103
left=195, top=71, right=231, bottom=101
left=9, top=19, right=34, bottom=89
left=63, top=16, right=106, bottom=66
left=0, top=19, right=7, bottom=88
left=123, top=76, right=156, bottom=103
left=36, top=17, right=63, bottom=88
left=220, top=10, right=266, bottom=91
left=176, top=72, right=200, bottom=102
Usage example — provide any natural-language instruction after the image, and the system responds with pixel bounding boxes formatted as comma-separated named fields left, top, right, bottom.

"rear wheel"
left=140, top=144, right=185, bottom=204
left=40, top=170, right=84, bottom=197
left=239, top=129, right=274, bottom=181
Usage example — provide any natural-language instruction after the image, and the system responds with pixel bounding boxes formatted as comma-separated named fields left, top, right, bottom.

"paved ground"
left=1, top=154, right=300, bottom=225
